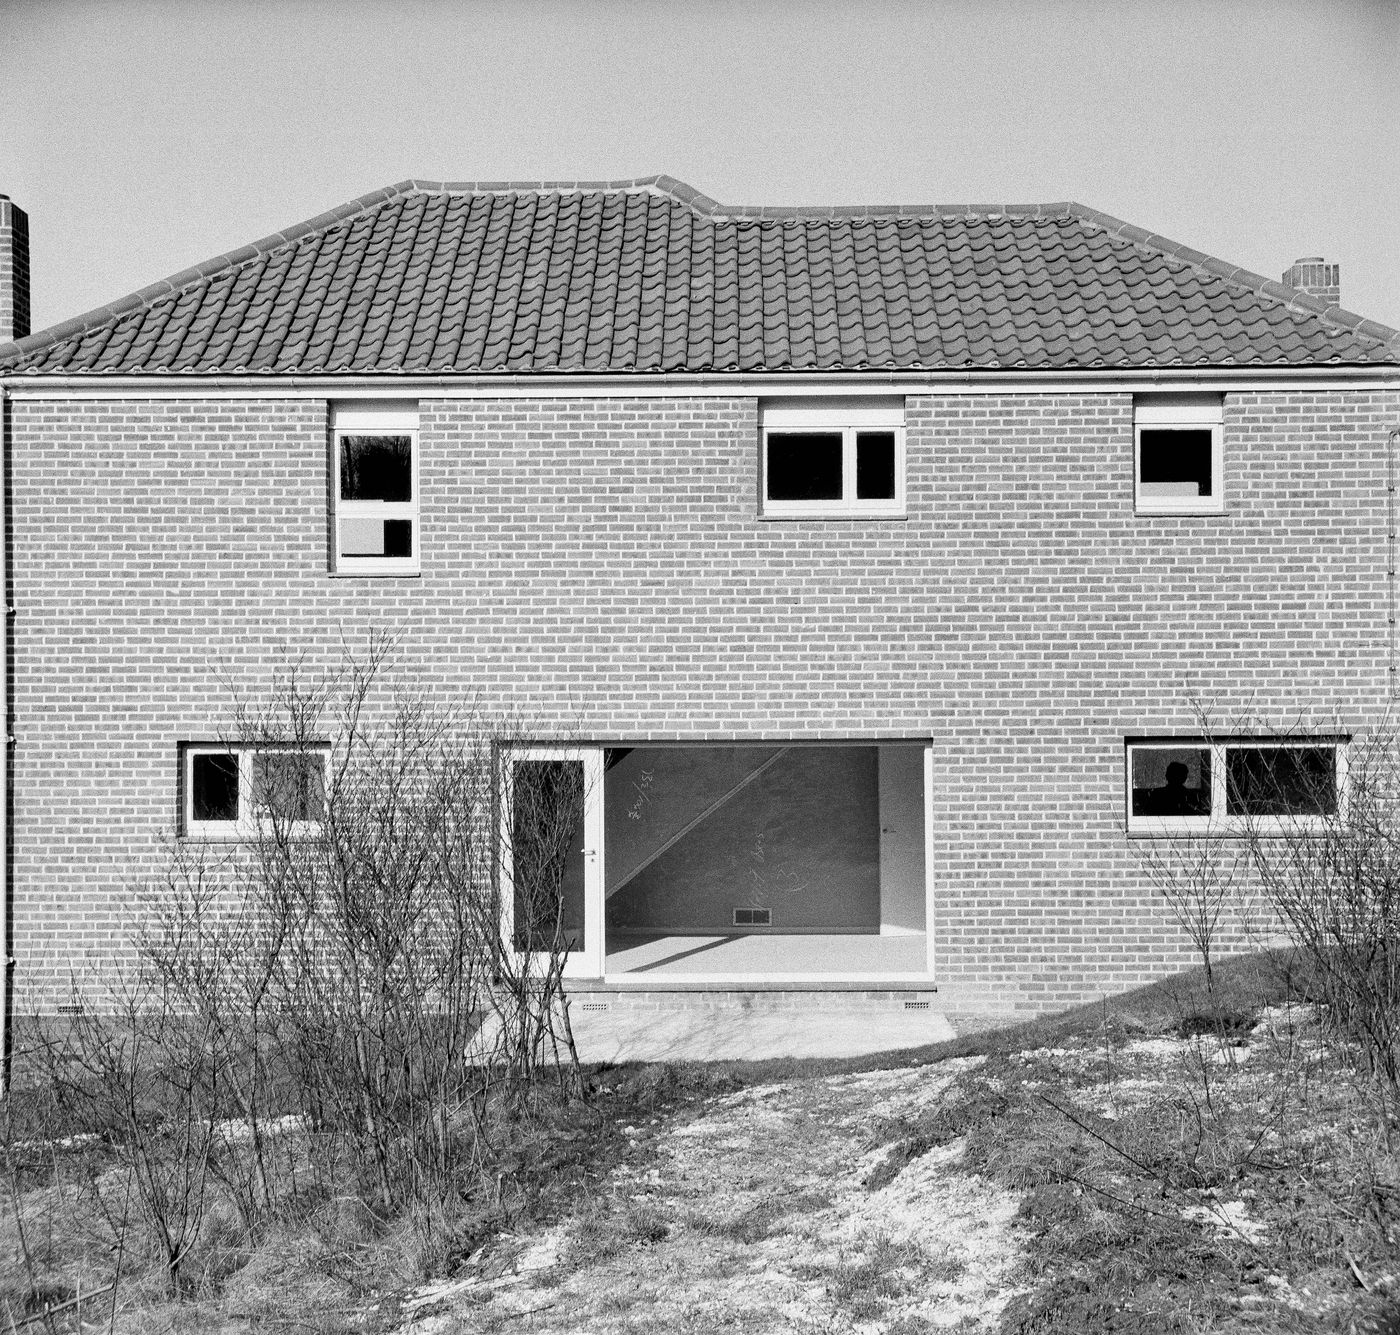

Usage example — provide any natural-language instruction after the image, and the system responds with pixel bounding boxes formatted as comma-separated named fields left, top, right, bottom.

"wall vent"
left=904, top=1000, right=931, bottom=1011
left=733, top=907, right=772, bottom=926
left=578, top=1002, right=610, bottom=1012
left=57, top=1003, right=84, bottom=1016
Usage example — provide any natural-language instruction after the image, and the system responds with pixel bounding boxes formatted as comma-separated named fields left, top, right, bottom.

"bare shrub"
left=1133, top=836, right=1246, bottom=993
left=1240, top=719, right=1400, bottom=1091
left=1137, top=705, right=1400, bottom=1095
left=26, top=633, right=592, bottom=1300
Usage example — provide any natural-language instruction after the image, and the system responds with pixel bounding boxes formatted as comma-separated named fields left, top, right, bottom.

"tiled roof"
left=3, top=176, right=1398, bottom=375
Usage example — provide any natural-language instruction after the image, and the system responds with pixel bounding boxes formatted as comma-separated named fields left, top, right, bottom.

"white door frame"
left=499, top=746, right=606, bottom=979
left=924, top=743, right=936, bottom=979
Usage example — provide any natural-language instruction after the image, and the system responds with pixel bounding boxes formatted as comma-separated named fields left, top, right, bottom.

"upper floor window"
left=1126, top=737, right=1342, bottom=835
left=332, top=402, right=419, bottom=573
left=760, top=399, right=905, bottom=518
left=1134, top=395, right=1223, bottom=515
left=182, top=743, right=329, bottom=839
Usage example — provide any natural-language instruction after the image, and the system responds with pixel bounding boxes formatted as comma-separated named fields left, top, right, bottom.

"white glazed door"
left=501, top=747, right=605, bottom=978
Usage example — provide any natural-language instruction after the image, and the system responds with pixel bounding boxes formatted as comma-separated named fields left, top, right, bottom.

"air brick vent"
left=733, top=907, right=772, bottom=926
left=904, top=1000, right=931, bottom=1011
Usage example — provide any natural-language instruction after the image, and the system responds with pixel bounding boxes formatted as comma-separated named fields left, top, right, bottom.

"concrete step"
left=561, top=988, right=955, bottom=1063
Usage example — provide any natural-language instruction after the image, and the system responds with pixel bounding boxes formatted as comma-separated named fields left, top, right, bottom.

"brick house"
left=1, top=177, right=1397, bottom=1043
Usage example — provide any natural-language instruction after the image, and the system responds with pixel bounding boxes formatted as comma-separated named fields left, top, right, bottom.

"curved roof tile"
left=3, top=177, right=1397, bottom=374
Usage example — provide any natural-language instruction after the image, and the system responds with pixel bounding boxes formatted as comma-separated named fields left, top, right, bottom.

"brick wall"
left=6, top=388, right=1398, bottom=1012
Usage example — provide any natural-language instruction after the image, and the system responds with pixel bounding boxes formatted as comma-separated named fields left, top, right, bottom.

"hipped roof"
left=2, top=176, right=1397, bottom=376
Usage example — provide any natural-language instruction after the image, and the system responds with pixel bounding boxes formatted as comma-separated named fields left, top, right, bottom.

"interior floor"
left=605, top=931, right=929, bottom=977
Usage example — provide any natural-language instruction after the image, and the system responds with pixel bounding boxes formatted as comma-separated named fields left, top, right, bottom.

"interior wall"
left=878, top=745, right=926, bottom=934
left=605, top=746, right=880, bottom=934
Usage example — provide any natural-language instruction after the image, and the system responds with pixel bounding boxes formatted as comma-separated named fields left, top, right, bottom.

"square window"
left=761, top=399, right=905, bottom=517
left=252, top=752, right=327, bottom=822
left=182, top=744, right=329, bottom=837
left=1130, top=746, right=1211, bottom=819
left=1134, top=395, right=1223, bottom=514
left=767, top=432, right=844, bottom=501
left=332, top=403, right=419, bottom=573
left=1126, top=738, right=1343, bottom=834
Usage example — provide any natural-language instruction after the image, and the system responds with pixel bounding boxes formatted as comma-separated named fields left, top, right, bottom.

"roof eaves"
left=1064, top=200, right=1400, bottom=355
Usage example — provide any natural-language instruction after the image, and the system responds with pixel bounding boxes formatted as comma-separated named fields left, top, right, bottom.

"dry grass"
left=5, top=952, right=1400, bottom=1332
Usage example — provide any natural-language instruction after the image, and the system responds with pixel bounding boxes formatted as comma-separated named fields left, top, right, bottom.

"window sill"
left=329, top=567, right=422, bottom=579
left=181, top=826, right=324, bottom=843
left=759, top=510, right=909, bottom=522
left=1128, top=817, right=1331, bottom=838
left=1133, top=503, right=1226, bottom=517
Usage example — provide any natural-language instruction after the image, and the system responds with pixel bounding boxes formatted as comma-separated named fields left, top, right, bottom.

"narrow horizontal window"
left=1126, top=737, right=1344, bottom=835
left=182, top=743, right=329, bottom=838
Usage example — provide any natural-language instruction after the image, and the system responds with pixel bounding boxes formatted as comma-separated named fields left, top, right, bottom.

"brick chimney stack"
left=0, top=195, right=31, bottom=343
left=1282, top=256, right=1340, bottom=308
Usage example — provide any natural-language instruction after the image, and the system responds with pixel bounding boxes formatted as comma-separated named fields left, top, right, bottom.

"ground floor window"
left=500, top=743, right=931, bottom=980
left=181, top=742, right=328, bottom=838
left=1126, top=738, right=1343, bottom=835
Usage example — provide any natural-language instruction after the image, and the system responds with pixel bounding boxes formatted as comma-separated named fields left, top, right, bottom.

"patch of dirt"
left=397, top=1057, right=1025, bottom=1333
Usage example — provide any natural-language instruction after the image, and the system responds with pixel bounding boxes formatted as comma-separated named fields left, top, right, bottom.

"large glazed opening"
left=602, top=744, right=927, bottom=979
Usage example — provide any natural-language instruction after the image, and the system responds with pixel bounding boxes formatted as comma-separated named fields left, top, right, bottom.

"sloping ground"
left=386, top=993, right=1400, bottom=1334
left=396, top=1059, right=1024, bottom=1333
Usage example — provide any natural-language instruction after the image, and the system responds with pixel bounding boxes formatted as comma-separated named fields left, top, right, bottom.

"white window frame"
left=181, top=743, right=330, bottom=840
left=760, top=398, right=906, bottom=518
left=331, top=401, right=420, bottom=575
left=1134, top=394, right=1224, bottom=515
left=499, top=746, right=605, bottom=979
left=1125, top=738, right=1346, bottom=837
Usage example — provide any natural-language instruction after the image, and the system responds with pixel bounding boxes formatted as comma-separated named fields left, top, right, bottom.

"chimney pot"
left=0, top=195, right=30, bottom=343
left=1283, top=256, right=1340, bottom=309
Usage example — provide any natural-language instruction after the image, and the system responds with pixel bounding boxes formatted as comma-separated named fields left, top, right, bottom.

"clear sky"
left=3, top=0, right=1398, bottom=335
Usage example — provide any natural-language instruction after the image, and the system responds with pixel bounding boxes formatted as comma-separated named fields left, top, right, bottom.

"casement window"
left=182, top=743, right=329, bottom=838
left=760, top=399, right=905, bottom=517
left=1125, top=738, right=1343, bottom=835
left=1134, top=395, right=1224, bottom=515
left=331, top=402, right=419, bottom=573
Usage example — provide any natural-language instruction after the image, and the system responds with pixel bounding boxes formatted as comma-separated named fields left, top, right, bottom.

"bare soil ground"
left=396, top=1058, right=1022, bottom=1334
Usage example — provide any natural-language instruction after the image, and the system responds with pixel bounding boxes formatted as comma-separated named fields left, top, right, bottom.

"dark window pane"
left=1131, top=747, right=1211, bottom=818
left=767, top=432, right=843, bottom=501
left=252, top=752, right=325, bottom=822
left=856, top=431, right=896, bottom=500
left=511, top=760, right=586, bottom=953
left=1226, top=747, right=1336, bottom=817
left=384, top=519, right=412, bottom=558
left=340, top=434, right=412, bottom=502
left=192, top=753, right=239, bottom=822
left=1139, top=428, right=1213, bottom=497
